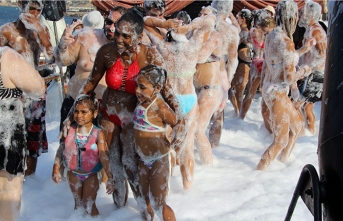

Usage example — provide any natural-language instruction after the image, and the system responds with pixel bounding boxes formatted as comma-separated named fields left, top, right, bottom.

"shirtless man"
left=257, top=0, right=313, bottom=170
left=209, top=0, right=239, bottom=148
left=297, top=1, right=327, bottom=135
left=55, top=6, right=127, bottom=132
left=0, top=0, right=54, bottom=176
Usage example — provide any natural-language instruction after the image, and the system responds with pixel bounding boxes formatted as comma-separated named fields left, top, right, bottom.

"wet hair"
left=253, top=9, right=275, bottom=28
left=20, top=0, right=44, bottom=11
left=138, top=65, right=167, bottom=88
left=200, top=6, right=217, bottom=16
left=211, top=0, right=233, bottom=15
left=304, top=1, right=322, bottom=22
left=144, top=0, right=166, bottom=11
left=74, top=95, right=99, bottom=113
left=171, top=11, right=191, bottom=25
left=239, top=9, right=253, bottom=30
left=116, top=7, right=144, bottom=36
left=276, top=0, right=298, bottom=41
left=110, top=6, right=128, bottom=15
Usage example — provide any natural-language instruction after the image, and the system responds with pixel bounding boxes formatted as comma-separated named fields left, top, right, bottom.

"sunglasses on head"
left=104, top=18, right=115, bottom=26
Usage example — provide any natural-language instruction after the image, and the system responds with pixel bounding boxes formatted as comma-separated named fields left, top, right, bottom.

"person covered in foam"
left=240, top=9, right=273, bottom=120
left=0, top=46, right=45, bottom=221
left=295, top=1, right=327, bottom=135
left=75, top=7, right=182, bottom=210
left=134, top=65, right=178, bottom=221
left=257, top=0, right=314, bottom=170
left=229, top=8, right=253, bottom=116
left=52, top=95, right=114, bottom=217
left=193, top=5, right=223, bottom=165
left=55, top=6, right=127, bottom=132
left=0, top=0, right=54, bottom=177
left=144, top=9, right=217, bottom=190
left=208, top=0, right=240, bottom=149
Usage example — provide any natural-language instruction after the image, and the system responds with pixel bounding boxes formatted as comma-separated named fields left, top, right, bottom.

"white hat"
left=265, top=5, right=276, bottom=16
left=82, top=10, right=104, bottom=29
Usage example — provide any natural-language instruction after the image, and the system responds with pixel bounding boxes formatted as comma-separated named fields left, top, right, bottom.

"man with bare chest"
left=0, top=0, right=54, bottom=176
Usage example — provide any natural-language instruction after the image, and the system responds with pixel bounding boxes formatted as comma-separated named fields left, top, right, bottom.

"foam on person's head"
left=82, top=10, right=104, bottom=29
left=143, top=0, right=166, bottom=10
left=276, top=0, right=298, bottom=40
left=20, top=0, right=44, bottom=13
left=211, top=0, right=233, bottom=15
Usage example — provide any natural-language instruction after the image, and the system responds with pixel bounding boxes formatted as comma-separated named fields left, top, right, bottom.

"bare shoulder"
left=139, top=44, right=164, bottom=66
left=156, top=97, right=171, bottom=112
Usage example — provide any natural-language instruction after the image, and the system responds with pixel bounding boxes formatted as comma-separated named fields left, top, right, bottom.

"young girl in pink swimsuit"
left=52, top=95, right=114, bottom=217
left=134, top=65, right=178, bottom=221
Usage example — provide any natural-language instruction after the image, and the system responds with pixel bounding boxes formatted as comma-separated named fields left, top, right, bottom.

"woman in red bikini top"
left=77, top=8, right=181, bottom=212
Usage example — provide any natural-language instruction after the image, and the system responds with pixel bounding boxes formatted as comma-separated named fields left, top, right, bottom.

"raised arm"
left=283, top=40, right=311, bottom=84
left=54, top=22, right=83, bottom=67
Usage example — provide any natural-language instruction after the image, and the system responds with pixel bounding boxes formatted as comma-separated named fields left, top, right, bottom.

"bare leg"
left=0, top=171, right=24, bottom=221
left=261, top=98, right=272, bottom=134
left=230, top=63, right=250, bottom=115
left=121, top=123, right=140, bottom=199
left=180, top=106, right=198, bottom=190
left=67, top=170, right=83, bottom=211
left=195, top=88, right=222, bottom=164
left=209, top=110, right=224, bottom=148
left=304, top=102, right=315, bottom=135
left=82, top=173, right=100, bottom=216
left=98, top=113, right=128, bottom=208
left=137, top=161, right=154, bottom=221
left=240, top=70, right=260, bottom=119
left=257, top=94, right=291, bottom=170
left=25, top=156, right=37, bottom=176
left=150, top=155, right=175, bottom=221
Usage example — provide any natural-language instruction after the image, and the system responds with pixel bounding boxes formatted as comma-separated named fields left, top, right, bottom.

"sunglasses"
left=104, top=18, right=115, bottom=26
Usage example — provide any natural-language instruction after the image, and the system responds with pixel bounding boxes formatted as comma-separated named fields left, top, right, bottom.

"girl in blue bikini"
left=52, top=95, right=114, bottom=217
left=134, top=65, right=178, bottom=221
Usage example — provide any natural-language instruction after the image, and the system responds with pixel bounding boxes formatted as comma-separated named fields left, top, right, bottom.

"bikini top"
left=133, top=97, right=166, bottom=132
left=0, top=74, right=22, bottom=100
left=105, top=54, right=140, bottom=95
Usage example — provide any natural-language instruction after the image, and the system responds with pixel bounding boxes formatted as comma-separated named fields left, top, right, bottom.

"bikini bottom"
left=101, top=107, right=122, bottom=127
left=175, top=93, right=197, bottom=116
left=71, top=171, right=95, bottom=182
left=141, top=152, right=169, bottom=170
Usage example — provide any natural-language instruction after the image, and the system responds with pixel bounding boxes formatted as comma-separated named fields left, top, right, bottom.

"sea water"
left=0, top=6, right=77, bottom=26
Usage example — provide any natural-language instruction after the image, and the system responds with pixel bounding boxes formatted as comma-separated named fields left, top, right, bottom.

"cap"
left=265, top=5, right=275, bottom=16
left=82, top=10, right=104, bottom=29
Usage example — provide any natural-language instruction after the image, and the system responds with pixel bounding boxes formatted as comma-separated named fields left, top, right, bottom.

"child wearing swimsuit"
left=133, top=65, right=178, bottom=221
left=52, top=95, right=114, bottom=217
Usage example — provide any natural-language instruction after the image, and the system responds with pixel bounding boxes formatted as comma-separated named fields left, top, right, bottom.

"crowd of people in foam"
left=0, top=0, right=327, bottom=220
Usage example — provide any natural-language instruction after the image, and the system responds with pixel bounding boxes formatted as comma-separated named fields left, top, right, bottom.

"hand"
left=52, top=164, right=62, bottom=184
left=59, top=118, right=71, bottom=139
left=162, top=19, right=181, bottom=29
left=19, top=13, right=44, bottom=33
left=303, top=38, right=316, bottom=51
left=106, top=179, right=115, bottom=194
left=58, top=24, right=77, bottom=50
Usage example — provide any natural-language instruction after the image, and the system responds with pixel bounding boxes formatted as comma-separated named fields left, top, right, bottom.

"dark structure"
left=285, top=1, right=343, bottom=221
